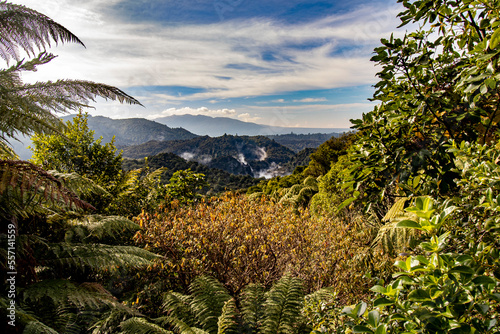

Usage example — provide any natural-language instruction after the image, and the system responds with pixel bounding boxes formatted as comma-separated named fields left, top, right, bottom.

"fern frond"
left=66, top=215, right=140, bottom=243
left=189, top=276, right=232, bottom=334
left=163, top=292, right=196, bottom=327
left=120, top=317, right=173, bottom=334
left=49, top=170, right=108, bottom=199
left=165, top=316, right=209, bottom=334
left=0, top=160, right=92, bottom=220
left=240, top=283, right=265, bottom=333
left=382, top=197, right=408, bottom=222
left=260, top=275, right=305, bottom=334
left=22, top=279, right=120, bottom=310
left=372, top=218, right=419, bottom=255
left=22, top=320, right=60, bottom=334
left=217, top=298, right=239, bottom=334
left=45, top=243, right=159, bottom=274
left=0, top=1, right=84, bottom=62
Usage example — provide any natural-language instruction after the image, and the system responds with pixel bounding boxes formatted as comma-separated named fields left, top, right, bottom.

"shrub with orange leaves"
left=135, top=193, right=391, bottom=300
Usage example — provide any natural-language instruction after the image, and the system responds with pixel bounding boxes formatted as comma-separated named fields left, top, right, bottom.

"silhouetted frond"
left=0, top=159, right=92, bottom=220
left=0, top=1, right=84, bottom=62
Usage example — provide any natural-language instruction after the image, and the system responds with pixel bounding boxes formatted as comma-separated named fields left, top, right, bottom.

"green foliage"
left=160, top=275, right=308, bottom=334
left=344, top=0, right=500, bottom=208
left=306, top=132, right=357, bottom=177
left=31, top=112, right=123, bottom=187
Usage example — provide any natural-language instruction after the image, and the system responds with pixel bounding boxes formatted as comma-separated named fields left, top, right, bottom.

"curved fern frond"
left=260, top=275, right=305, bottom=334
left=372, top=219, right=419, bottom=255
left=49, top=171, right=108, bottom=199
left=66, top=215, right=140, bottom=243
left=120, top=317, right=173, bottom=334
left=163, top=292, right=196, bottom=327
left=217, top=298, right=239, bottom=334
left=165, top=316, right=209, bottom=334
left=0, top=160, right=93, bottom=220
left=189, top=276, right=232, bottom=334
left=22, top=320, right=60, bottom=334
left=0, top=1, right=84, bottom=62
left=22, top=279, right=120, bottom=310
left=44, top=243, right=159, bottom=274
left=382, top=197, right=408, bottom=222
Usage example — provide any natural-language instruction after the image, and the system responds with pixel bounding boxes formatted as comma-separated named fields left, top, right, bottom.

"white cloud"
left=293, top=98, right=327, bottom=103
left=147, top=106, right=237, bottom=119
left=14, top=0, right=403, bottom=101
left=238, top=113, right=262, bottom=123
left=271, top=99, right=285, bottom=103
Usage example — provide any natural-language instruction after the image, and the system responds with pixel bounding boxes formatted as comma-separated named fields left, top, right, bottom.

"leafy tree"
left=344, top=0, right=500, bottom=209
left=31, top=112, right=123, bottom=186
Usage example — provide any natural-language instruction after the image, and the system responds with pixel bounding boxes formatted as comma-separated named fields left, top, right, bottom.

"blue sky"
left=15, top=0, right=404, bottom=128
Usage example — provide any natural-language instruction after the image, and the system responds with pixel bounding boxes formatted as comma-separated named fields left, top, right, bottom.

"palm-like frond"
left=259, top=275, right=305, bottom=334
left=0, top=1, right=84, bottom=62
left=119, top=317, right=174, bottom=334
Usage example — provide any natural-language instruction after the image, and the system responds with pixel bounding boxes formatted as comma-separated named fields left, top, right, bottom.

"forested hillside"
left=62, top=114, right=198, bottom=146
left=2, top=1, right=500, bottom=334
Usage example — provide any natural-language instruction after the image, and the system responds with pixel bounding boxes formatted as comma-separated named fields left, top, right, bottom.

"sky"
left=14, top=0, right=405, bottom=129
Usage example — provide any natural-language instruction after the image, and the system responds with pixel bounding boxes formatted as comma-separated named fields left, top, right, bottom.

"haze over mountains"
left=153, top=114, right=350, bottom=137
left=12, top=115, right=350, bottom=179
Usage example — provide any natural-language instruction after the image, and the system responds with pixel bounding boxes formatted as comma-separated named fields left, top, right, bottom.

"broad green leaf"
left=368, top=310, right=380, bottom=328
left=449, top=266, right=474, bottom=275
left=490, top=26, right=500, bottom=49
left=370, top=285, right=387, bottom=294
left=353, top=325, right=374, bottom=333
left=472, top=276, right=496, bottom=286
left=408, top=289, right=431, bottom=301
left=396, top=220, right=422, bottom=229
left=373, top=297, right=394, bottom=307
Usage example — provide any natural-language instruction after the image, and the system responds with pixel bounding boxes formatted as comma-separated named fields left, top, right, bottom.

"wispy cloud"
left=11, top=0, right=403, bottom=126
left=293, top=98, right=327, bottom=103
left=147, top=106, right=237, bottom=119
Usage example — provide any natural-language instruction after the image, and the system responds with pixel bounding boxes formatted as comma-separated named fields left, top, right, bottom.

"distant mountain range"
left=152, top=114, right=351, bottom=137
left=122, top=134, right=297, bottom=178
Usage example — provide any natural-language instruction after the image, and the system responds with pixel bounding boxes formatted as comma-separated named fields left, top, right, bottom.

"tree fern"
left=163, top=292, right=196, bottom=328
left=259, top=275, right=305, bottom=334
left=21, top=320, right=60, bottom=334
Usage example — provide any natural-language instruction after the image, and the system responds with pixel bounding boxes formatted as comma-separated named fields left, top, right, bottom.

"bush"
left=135, top=193, right=389, bottom=299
